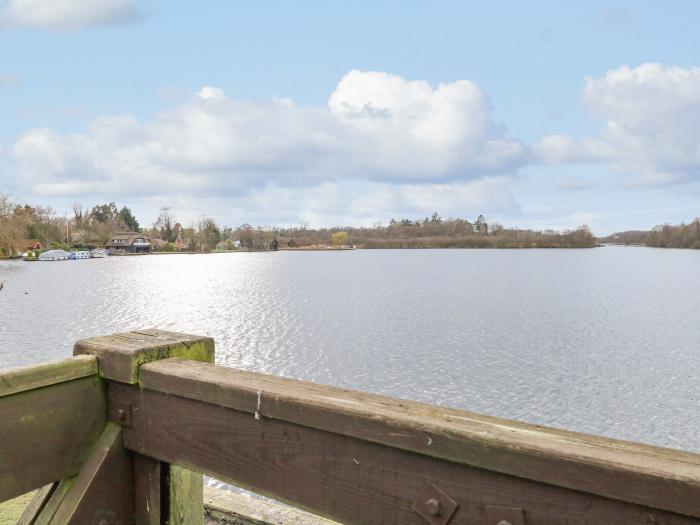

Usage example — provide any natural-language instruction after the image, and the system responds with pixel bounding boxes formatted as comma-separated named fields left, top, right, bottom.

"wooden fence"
left=1, top=329, right=700, bottom=524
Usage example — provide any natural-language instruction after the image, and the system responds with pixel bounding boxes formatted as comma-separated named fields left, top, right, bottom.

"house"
left=107, top=232, right=151, bottom=253
left=1, top=239, right=42, bottom=257
left=17, top=239, right=42, bottom=252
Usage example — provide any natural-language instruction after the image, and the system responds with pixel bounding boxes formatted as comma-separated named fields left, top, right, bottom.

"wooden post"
left=133, top=454, right=161, bottom=525
left=74, top=329, right=214, bottom=525
left=167, top=465, right=204, bottom=525
left=74, top=328, right=214, bottom=384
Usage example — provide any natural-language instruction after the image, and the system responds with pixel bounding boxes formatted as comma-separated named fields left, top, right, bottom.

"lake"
left=1, top=246, right=699, bottom=452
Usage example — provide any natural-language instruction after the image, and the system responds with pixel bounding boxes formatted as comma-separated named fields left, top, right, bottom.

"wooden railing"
left=2, top=329, right=700, bottom=524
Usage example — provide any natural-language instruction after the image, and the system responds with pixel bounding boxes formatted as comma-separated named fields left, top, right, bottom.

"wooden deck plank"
left=0, top=376, right=106, bottom=502
left=0, top=356, right=97, bottom=397
left=111, top=383, right=700, bottom=524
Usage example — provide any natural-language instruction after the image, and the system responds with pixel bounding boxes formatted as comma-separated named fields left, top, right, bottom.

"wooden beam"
left=133, top=454, right=161, bottom=525
left=16, top=484, right=56, bottom=525
left=136, top=358, right=700, bottom=519
left=0, top=356, right=97, bottom=397
left=31, top=479, right=75, bottom=525
left=0, top=376, right=106, bottom=502
left=73, top=329, right=214, bottom=384
left=133, top=455, right=204, bottom=525
left=166, top=464, right=203, bottom=525
left=48, top=423, right=133, bottom=524
left=111, top=383, right=700, bottom=524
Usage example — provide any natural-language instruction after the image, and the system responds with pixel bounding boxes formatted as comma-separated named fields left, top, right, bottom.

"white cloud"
left=12, top=71, right=527, bottom=199
left=535, top=63, right=700, bottom=185
left=0, top=0, right=143, bottom=31
left=146, top=178, right=519, bottom=229
left=328, top=70, right=525, bottom=178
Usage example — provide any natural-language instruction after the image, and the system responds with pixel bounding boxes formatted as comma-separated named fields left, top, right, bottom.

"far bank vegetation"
left=1, top=193, right=597, bottom=255
left=602, top=218, right=700, bottom=250
left=273, top=214, right=596, bottom=249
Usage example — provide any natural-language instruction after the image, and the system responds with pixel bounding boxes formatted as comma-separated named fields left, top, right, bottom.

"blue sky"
left=1, top=0, right=700, bottom=234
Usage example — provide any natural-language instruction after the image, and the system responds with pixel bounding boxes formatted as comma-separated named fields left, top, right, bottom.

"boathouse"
left=108, top=232, right=151, bottom=254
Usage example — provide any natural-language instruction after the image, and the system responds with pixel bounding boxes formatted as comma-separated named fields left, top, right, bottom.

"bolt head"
left=425, top=497, right=443, bottom=517
left=117, top=409, right=126, bottom=421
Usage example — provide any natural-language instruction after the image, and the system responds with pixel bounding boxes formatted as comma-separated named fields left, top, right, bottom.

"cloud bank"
left=0, top=0, right=142, bottom=30
left=12, top=70, right=526, bottom=199
left=7, top=64, right=700, bottom=228
left=536, top=63, right=700, bottom=186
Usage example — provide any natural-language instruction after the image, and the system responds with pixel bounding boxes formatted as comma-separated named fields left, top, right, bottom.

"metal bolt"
left=117, top=409, right=126, bottom=421
left=425, top=497, right=443, bottom=517
left=497, top=521, right=513, bottom=525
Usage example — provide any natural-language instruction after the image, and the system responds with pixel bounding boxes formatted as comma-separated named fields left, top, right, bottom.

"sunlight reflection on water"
left=1, top=246, right=699, bottom=452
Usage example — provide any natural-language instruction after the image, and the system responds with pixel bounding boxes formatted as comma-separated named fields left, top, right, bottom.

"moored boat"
left=38, top=250, right=69, bottom=261
left=90, top=248, right=108, bottom=258
left=68, top=251, right=91, bottom=260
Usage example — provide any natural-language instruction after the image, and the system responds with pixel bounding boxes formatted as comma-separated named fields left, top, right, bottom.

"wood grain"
left=0, top=376, right=106, bottom=502
left=0, top=356, right=97, bottom=397
left=16, top=484, right=56, bottom=525
left=111, top=383, right=700, bottom=525
left=74, top=329, right=214, bottom=384
left=136, top=357, right=700, bottom=519
left=167, top=464, right=203, bottom=525
left=32, top=480, right=75, bottom=525
left=48, top=423, right=134, bottom=524
left=133, top=454, right=161, bottom=525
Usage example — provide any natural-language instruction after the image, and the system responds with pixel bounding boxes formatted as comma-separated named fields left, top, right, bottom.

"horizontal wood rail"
left=0, top=355, right=97, bottom=397
left=107, top=357, right=700, bottom=524
left=2, top=329, right=700, bottom=524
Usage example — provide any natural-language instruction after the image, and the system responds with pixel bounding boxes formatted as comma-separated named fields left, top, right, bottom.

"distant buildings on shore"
left=107, top=232, right=151, bottom=254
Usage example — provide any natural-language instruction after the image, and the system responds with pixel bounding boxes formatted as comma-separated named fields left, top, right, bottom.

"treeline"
left=1, top=193, right=597, bottom=256
left=602, top=219, right=700, bottom=249
left=259, top=214, right=596, bottom=249
left=0, top=194, right=66, bottom=255
left=646, top=220, right=700, bottom=249
left=0, top=195, right=227, bottom=255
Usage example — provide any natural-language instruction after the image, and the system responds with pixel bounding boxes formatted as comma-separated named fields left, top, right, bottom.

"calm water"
left=1, top=247, right=699, bottom=452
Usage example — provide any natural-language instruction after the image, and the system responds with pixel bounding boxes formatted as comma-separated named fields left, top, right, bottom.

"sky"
left=1, top=1, right=699, bottom=235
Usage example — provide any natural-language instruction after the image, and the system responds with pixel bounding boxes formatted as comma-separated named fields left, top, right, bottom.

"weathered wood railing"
left=2, top=329, right=700, bottom=524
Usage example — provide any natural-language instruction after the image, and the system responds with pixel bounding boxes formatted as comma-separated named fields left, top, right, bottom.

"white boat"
left=69, top=251, right=91, bottom=260
left=38, top=250, right=69, bottom=261
left=90, top=248, right=108, bottom=258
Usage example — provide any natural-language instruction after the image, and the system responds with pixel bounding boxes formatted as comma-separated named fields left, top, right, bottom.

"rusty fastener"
left=425, top=497, right=443, bottom=517
left=497, top=521, right=513, bottom=525
left=117, top=409, right=126, bottom=421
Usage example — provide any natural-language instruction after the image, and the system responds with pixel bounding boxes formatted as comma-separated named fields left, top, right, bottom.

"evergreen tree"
left=119, top=206, right=140, bottom=232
